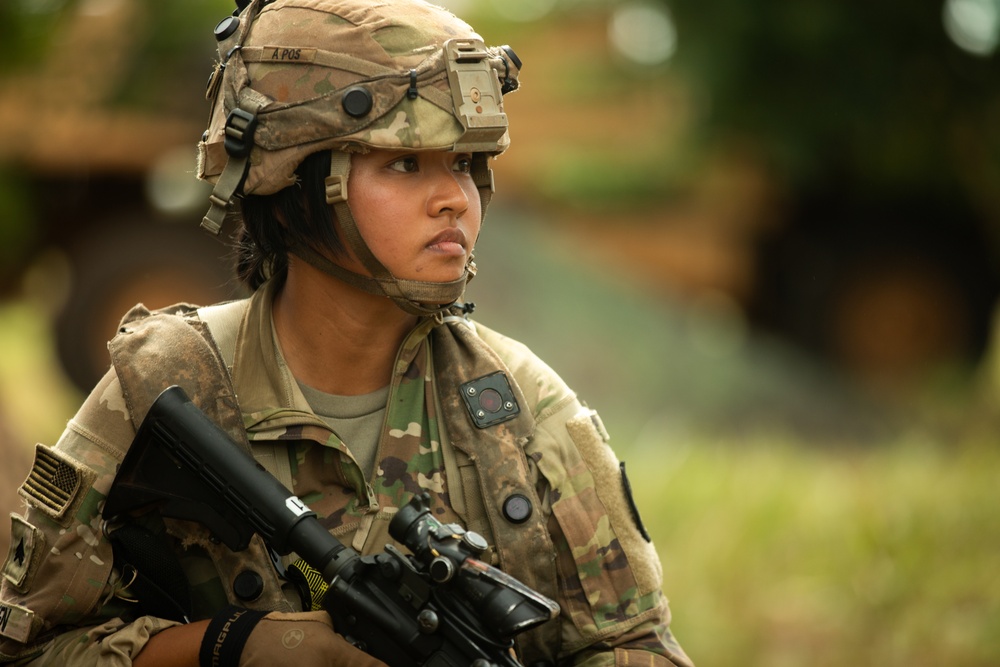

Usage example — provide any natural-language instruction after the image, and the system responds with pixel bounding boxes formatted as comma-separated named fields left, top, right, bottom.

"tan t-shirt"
left=295, top=381, right=388, bottom=477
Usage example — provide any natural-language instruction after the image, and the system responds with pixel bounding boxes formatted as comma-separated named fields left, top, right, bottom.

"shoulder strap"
left=108, top=302, right=292, bottom=613
left=197, top=299, right=248, bottom=369
left=432, top=320, right=562, bottom=664
left=197, top=299, right=295, bottom=495
left=110, top=303, right=243, bottom=440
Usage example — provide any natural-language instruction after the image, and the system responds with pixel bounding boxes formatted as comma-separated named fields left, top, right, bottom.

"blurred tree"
left=665, top=0, right=999, bottom=200
left=661, top=0, right=1000, bottom=395
left=0, top=1, right=63, bottom=69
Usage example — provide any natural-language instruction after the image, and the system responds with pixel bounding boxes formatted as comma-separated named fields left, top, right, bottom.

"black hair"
left=236, top=150, right=345, bottom=290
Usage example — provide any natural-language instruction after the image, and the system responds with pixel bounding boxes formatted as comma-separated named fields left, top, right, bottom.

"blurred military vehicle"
left=0, top=0, right=238, bottom=392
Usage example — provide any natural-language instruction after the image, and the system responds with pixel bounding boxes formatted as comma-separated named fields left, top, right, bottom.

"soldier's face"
left=340, top=149, right=481, bottom=286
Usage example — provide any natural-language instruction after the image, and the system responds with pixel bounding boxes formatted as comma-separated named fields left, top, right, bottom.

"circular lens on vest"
left=502, top=494, right=533, bottom=524
left=479, top=388, right=503, bottom=413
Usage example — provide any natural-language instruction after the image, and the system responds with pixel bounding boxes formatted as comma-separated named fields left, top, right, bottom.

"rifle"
left=103, top=385, right=558, bottom=667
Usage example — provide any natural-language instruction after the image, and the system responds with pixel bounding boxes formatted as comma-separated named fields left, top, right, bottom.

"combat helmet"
left=197, top=0, right=521, bottom=315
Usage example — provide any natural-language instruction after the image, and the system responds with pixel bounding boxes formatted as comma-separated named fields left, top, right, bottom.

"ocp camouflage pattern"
left=0, top=280, right=692, bottom=666
left=199, top=0, right=512, bottom=197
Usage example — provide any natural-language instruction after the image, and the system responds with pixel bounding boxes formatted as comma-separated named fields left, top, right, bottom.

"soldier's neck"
left=272, top=261, right=418, bottom=396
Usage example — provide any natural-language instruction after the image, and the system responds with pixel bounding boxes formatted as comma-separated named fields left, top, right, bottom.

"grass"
left=626, top=435, right=1000, bottom=667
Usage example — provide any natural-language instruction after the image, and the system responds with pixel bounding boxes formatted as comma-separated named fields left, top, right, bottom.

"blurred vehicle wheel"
left=53, top=217, right=241, bottom=393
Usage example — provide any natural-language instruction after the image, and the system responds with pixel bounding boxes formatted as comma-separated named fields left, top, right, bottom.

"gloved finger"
left=240, top=611, right=388, bottom=667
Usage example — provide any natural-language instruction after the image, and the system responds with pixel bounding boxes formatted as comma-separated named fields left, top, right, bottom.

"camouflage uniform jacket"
left=0, top=280, right=692, bottom=667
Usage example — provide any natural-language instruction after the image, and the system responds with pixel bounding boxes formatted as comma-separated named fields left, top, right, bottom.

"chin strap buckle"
left=325, top=151, right=350, bottom=204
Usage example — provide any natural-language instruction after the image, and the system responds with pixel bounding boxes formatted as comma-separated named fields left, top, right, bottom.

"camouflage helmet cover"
left=197, top=0, right=520, bottom=198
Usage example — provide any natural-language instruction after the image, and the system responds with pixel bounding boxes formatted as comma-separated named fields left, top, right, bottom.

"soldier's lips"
left=426, top=229, right=467, bottom=256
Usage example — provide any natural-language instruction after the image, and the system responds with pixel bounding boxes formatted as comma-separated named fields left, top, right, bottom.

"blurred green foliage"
left=664, top=0, right=1000, bottom=201
left=0, top=168, right=35, bottom=274
left=471, top=0, right=1000, bottom=215
left=0, top=1, right=62, bottom=71
left=0, top=0, right=231, bottom=107
left=630, top=434, right=1000, bottom=666
left=111, top=0, right=232, bottom=113
left=0, top=301, right=82, bottom=447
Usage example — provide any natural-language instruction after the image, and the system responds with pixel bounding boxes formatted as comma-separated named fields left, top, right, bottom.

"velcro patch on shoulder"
left=18, top=444, right=86, bottom=521
left=566, top=408, right=662, bottom=596
left=2, top=516, right=43, bottom=592
left=0, top=601, right=35, bottom=644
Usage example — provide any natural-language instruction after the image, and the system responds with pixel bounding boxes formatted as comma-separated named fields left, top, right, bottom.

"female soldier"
left=0, top=1, right=693, bottom=666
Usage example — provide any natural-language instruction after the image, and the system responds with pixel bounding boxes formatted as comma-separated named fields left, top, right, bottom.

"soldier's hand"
left=199, top=607, right=389, bottom=667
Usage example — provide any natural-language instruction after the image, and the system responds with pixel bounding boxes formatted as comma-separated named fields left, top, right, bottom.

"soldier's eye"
left=453, top=155, right=473, bottom=174
left=388, top=156, right=420, bottom=173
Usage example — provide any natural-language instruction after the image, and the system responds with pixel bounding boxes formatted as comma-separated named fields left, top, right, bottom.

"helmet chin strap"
left=290, top=150, right=492, bottom=318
